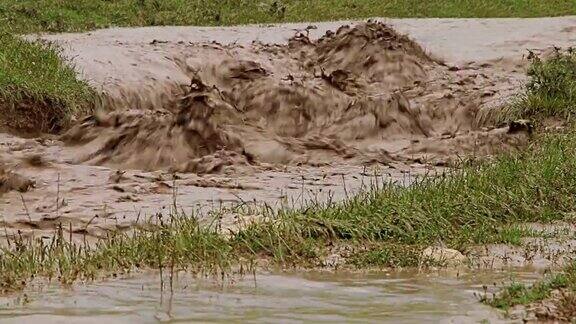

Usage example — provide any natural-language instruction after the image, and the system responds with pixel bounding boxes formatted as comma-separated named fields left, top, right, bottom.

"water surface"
left=0, top=269, right=539, bottom=323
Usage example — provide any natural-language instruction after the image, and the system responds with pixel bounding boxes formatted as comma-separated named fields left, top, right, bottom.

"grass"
left=0, top=31, right=93, bottom=133
left=475, top=51, right=576, bottom=320
left=483, top=262, right=576, bottom=320
left=481, top=50, right=576, bottom=125
left=486, top=268, right=573, bottom=310
left=242, top=130, right=576, bottom=262
left=1, top=0, right=576, bottom=34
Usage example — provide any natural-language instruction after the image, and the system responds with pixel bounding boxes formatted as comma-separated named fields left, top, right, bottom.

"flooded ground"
left=1, top=17, right=576, bottom=323
left=5, top=16, right=572, bottom=239
left=0, top=269, right=542, bottom=323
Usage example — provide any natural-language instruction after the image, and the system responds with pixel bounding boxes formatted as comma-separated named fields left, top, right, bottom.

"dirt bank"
left=0, top=18, right=574, bottom=243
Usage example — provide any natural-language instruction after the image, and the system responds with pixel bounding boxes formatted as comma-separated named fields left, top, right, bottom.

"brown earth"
left=526, top=289, right=576, bottom=322
left=0, top=88, right=74, bottom=135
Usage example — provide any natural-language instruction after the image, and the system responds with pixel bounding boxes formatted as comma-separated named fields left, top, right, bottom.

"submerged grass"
left=483, top=262, right=576, bottom=320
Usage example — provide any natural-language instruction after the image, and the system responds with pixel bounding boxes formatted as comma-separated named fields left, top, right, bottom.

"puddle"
left=0, top=270, right=540, bottom=323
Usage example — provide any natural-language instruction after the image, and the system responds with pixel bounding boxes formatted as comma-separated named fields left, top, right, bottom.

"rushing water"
left=0, top=269, right=540, bottom=323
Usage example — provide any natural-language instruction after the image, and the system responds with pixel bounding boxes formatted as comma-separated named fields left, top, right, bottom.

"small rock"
left=108, top=170, right=126, bottom=183
left=323, top=253, right=345, bottom=267
left=422, top=246, right=467, bottom=266
left=508, top=119, right=534, bottom=135
left=481, top=90, right=495, bottom=97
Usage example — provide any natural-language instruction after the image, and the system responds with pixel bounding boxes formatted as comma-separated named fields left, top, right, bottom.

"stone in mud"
left=0, top=168, right=34, bottom=194
left=508, top=119, right=534, bottom=135
left=421, top=246, right=467, bottom=266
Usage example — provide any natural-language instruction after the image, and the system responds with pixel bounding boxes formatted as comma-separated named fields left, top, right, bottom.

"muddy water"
left=0, top=20, right=533, bottom=239
left=2, top=18, right=576, bottom=323
left=0, top=270, right=540, bottom=323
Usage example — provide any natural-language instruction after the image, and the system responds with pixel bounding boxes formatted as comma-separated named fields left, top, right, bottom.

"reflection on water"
left=0, top=269, right=539, bottom=323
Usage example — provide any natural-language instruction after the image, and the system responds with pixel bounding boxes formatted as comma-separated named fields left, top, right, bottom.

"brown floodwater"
left=3, top=17, right=574, bottom=324
left=0, top=269, right=540, bottom=323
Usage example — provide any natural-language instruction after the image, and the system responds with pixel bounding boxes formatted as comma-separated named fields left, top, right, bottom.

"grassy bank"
left=482, top=50, right=576, bottom=125
left=479, top=51, right=576, bottom=321
left=0, top=32, right=92, bottom=133
left=1, top=0, right=576, bottom=34
left=484, top=262, right=576, bottom=320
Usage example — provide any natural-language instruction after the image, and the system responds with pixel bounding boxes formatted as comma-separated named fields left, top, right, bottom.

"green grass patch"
left=0, top=31, right=92, bottom=133
left=347, top=244, right=422, bottom=268
left=494, top=225, right=533, bottom=246
left=481, top=50, right=576, bottom=125
left=239, top=130, right=576, bottom=264
left=1, top=0, right=576, bottom=34
left=483, top=262, right=576, bottom=321
left=485, top=269, right=572, bottom=310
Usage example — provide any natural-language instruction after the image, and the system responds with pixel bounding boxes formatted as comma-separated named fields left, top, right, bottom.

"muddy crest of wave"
left=62, top=22, right=527, bottom=173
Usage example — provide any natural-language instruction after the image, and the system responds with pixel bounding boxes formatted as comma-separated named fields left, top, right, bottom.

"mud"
left=468, top=222, right=576, bottom=271
left=0, top=18, right=574, bottom=324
